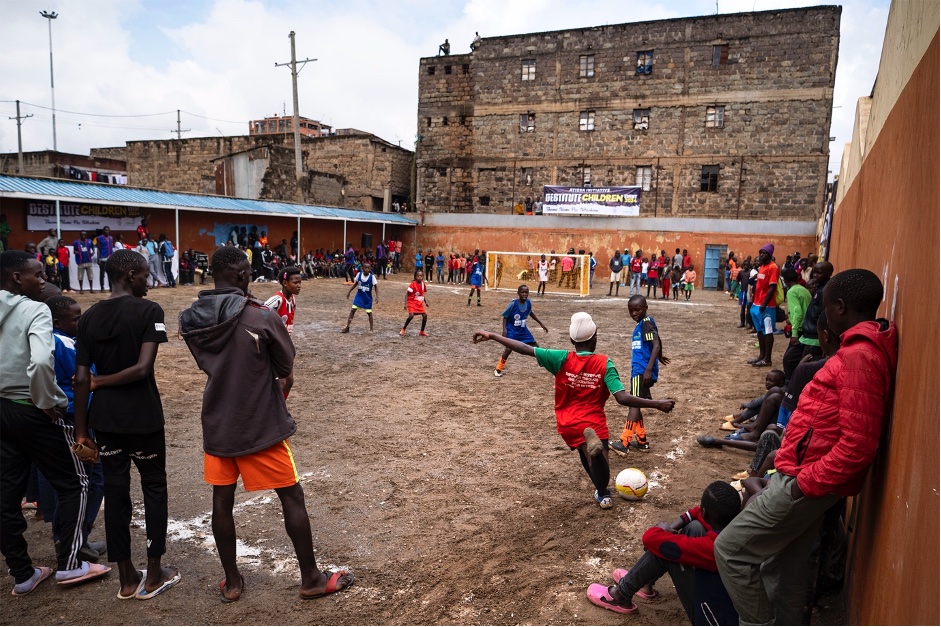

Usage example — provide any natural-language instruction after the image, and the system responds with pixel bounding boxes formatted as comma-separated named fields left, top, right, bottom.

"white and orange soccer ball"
left=615, top=468, right=649, bottom=500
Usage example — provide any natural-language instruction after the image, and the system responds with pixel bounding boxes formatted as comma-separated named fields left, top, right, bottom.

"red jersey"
left=264, top=291, right=296, bottom=335
left=754, top=262, right=780, bottom=307
left=630, top=257, right=643, bottom=273
left=553, top=352, right=611, bottom=444
left=406, top=280, right=427, bottom=314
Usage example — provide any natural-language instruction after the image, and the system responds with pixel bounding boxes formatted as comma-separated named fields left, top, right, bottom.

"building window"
left=520, top=167, right=534, bottom=185
left=479, top=195, right=491, bottom=207
left=633, top=108, right=650, bottom=131
left=706, top=105, right=725, bottom=128
left=635, top=165, right=652, bottom=191
left=713, top=44, right=729, bottom=65
left=579, top=54, right=595, bottom=77
left=426, top=117, right=431, bottom=128
left=460, top=115, right=467, bottom=125
left=636, top=50, right=653, bottom=74
left=581, top=165, right=592, bottom=186
left=462, top=64, right=470, bottom=74
left=519, top=113, right=535, bottom=133
left=443, top=116, right=448, bottom=126
left=521, top=59, right=536, bottom=81
left=445, top=65, right=452, bottom=75
left=428, top=66, right=435, bottom=75
left=579, top=110, right=595, bottom=132
left=700, top=165, right=719, bottom=192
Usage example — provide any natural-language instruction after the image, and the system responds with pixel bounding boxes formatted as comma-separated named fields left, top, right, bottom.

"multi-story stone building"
left=416, top=6, right=840, bottom=220
left=249, top=114, right=331, bottom=138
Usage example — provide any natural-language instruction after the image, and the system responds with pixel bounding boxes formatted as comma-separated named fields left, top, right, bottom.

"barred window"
left=579, top=54, right=595, bottom=78
left=635, top=166, right=652, bottom=191
left=633, top=108, right=650, bottom=131
left=636, top=50, right=653, bottom=74
left=700, top=165, right=719, bottom=192
left=706, top=105, right=725, bottom=128
left=713, top=44, right=729, bottom=65
left=519, top=113, right=535, bottom=133
left=579, top=110, right=595, bottom=132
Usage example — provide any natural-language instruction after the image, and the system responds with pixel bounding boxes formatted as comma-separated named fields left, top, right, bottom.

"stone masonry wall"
left=417, top=6, right=840, bottom=220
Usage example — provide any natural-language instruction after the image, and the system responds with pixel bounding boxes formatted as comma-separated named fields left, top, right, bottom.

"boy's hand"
left=657, top=399, right=676, bottom=413
left=659, top=355, right=671, bottom=366
left=642, top=371, right=654, bottom=388
left=42, top=406, right=64, bottom=423
left=89, top=375, right=98, bottom=391
left=541, top=324, right=548, bottom=333
left=71, top=437, right=99, bottom=463
left=472, top=331, right=492, bottom=344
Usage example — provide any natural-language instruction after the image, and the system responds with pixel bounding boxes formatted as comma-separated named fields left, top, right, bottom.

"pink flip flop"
left=586, top=583, right=638, bottom=614
left=57, top=562, right=111, bottom=587
left=611, top=568, right=659, bottom=599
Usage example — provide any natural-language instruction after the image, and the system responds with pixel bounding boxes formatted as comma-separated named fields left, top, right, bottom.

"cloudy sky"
left=1, top=0, right=889, bottom=176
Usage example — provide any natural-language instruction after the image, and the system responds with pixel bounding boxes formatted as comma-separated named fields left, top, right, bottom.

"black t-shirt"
left=782, top=357, right=828, bottom=411
left=76, top=296, right=168, bottom=433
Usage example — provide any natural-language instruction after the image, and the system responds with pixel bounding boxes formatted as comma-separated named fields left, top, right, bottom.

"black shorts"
left=630, top=375, right=653, bottom=399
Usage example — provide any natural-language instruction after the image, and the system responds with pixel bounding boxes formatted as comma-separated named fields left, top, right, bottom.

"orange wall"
left=833, top=34, right=939, bottom=626
left=415, top=224, right=816, bottom=288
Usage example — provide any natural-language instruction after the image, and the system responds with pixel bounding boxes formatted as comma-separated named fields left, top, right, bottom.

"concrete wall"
left=830, top=1, right=939, bottom=623
left=417, top=6, right=839, bottom=220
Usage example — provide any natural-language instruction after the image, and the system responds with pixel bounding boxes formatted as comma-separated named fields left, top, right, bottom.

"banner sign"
left=819, top=179, right=837, bottom=261
left=542, top=186, right=641, bottom=216
left=27, top=201, right=143, bottom=231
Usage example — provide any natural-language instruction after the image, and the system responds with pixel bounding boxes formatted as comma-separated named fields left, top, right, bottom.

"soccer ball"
left=615, top=468, right=649, bottom=500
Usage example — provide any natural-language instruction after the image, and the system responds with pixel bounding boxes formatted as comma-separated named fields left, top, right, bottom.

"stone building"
left=416, top=6, right=840, bottom=220
left=249, top=114, right=331, bottom=138
left=0, top=150, right=126, bottom=182
left=116, top=131, right=412, bottom=212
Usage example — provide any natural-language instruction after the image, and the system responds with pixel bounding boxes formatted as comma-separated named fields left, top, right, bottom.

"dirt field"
left=2, top=273, right=838, bottom=625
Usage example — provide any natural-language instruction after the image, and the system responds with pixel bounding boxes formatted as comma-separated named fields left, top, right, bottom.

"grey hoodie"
left=0, top=290, right=67, bottom=410
left=179, top=287, right=296, bottom=457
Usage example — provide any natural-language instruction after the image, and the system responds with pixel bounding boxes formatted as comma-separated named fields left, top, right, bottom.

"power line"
left=0, top=99, right=175, bottom=118
left=179, top=110, right=246, bottom=125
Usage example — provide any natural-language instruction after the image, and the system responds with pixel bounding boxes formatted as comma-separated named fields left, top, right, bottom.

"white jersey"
left=538, top=260, right=549, bottom=281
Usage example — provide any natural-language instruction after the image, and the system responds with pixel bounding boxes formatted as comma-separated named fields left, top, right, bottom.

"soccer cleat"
left=494, top=369, right=503, bottom=377
left=399, top=328, right=406, bottom=336
left=477, top=302, right=482, bottom=306
left=610, top=440, right=630, bottom=457
left=594, top=490, right=614, bottom=510
left=419, top=330, right=429, bottom=337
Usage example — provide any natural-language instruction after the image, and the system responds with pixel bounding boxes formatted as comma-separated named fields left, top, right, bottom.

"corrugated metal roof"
left=0, top=175, right=417, bottom=225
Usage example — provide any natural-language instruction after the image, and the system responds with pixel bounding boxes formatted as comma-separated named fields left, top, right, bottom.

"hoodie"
left=179, top=287, right=296, bottom=457
left=0, top=290, right=67, bottom=410
left=776, top=319, right=898, bottom=499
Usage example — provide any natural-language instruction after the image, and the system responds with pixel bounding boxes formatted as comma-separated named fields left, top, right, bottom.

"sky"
left=0, top=0, right=890, bottom=177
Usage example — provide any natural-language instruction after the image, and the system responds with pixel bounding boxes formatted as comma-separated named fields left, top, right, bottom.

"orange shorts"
left=204, top=440, right=299, bottom=491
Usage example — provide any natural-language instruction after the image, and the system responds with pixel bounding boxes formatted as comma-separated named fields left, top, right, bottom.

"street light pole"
left=40, top=10, right=58, bottom=151
left=275, top=32, right=316, bottom=203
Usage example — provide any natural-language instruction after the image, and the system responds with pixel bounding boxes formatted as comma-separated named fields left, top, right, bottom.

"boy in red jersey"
left=400, top=269, right=430, bottom=337
left=473, top=312, right=674, bottom=509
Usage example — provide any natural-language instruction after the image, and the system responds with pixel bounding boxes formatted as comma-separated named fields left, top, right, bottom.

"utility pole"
left=40, top=10, right=58, bottom=151
left=275, top=31, right=316, bottom=203
left=172, top=109, right=190, bottom=140
left=9, top=101, right=34, bottom=174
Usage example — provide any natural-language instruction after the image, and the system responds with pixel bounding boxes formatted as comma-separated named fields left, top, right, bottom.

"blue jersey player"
left=343, top=262, right=379, bottom=332
left=494, top=285, right=547, bottom=377
left=468, top=261, right=485, bottom=306
left=612, top=295, right=670, bottom=453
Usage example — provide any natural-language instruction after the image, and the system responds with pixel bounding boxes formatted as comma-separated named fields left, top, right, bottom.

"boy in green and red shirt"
left=473, top=312, right=674, bottom=509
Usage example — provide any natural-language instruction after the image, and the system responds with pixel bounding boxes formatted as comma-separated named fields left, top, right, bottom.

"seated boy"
left=586, top=481, right=742, bottom=625
left=698, top=370, right=785, bottom=450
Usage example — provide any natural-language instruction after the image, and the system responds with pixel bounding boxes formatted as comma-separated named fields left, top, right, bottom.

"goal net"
left=485, top=251, right=590, bottom=297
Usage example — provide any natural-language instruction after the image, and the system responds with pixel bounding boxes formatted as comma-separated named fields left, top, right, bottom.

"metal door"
left=704, top=244, right=726, bottom=290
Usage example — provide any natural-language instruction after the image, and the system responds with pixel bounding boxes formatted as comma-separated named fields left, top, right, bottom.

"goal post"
left=485, top=251, right=590, bottom=297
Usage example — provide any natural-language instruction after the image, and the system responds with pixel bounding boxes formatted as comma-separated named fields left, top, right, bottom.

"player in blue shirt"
left=467, top=262, right=485, bottom=306
left=342, top=262, right=379, bottom=333
left=494, top=285, right=547, bottom=376
left=612, top=295, right=670, bottom=453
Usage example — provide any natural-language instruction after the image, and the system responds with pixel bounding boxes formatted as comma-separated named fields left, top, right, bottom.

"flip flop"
left=751, top=360, right=771, bottom=367
left=586, top=583, right=638, bottom=614
left=135, top=571, right=181, bottom=600
left=611, top=569, right=659, bottom=599
left=300, top=570, right=354, bottom=600
left=720, top=420, right=737, bottom=431
left=57, top=562, right=111, bottom=586
left=219, top=575, right=245, bottom=603
left=117, top=569, right=146, bottom=600
left=11, top=566, right=53, bottom=596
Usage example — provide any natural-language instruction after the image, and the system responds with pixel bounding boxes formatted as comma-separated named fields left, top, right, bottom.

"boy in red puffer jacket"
left=715, top=268, right=897, bottom=626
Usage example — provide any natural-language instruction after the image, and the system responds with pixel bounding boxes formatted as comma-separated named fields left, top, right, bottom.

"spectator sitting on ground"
left=586, top=481, right=742, bottom=624
left=697, top=370, right=786, bottom=450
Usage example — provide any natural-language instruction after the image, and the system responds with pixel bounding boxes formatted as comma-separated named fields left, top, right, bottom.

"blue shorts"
left=750, top=304, right=775, bottom=335
left=506, top=328, right=535, bottom=345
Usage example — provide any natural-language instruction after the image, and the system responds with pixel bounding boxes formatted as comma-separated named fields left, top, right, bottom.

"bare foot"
left=118, top=570, right=144, bottom=599
left=142, top=565, right=179, bottom=594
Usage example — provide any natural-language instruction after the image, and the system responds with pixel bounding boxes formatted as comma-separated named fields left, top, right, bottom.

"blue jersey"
left=631, top=316, right=660, bottom=380
left=470, top=264, right=483, bottom=287
left=352, top=271, right=377, bottom=309
left=52, top=330, right=94, bottom=414
left=502, top=299, right=534, bottom=343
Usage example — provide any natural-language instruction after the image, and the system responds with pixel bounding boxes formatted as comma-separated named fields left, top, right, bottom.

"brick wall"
left=417, top=6, right=839, bottom=220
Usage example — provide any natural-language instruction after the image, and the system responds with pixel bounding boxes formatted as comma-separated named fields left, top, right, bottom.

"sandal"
left=300, top=570, right=354, bottom=600
left=611, top=568, right=659, bottom=599
left=219, top=575, right=244, bottom=603
left=586, top=583, right=638, bottom=614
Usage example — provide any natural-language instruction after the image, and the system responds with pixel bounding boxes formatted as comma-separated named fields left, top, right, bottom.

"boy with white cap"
left=473, top=312, right=675, bottom=509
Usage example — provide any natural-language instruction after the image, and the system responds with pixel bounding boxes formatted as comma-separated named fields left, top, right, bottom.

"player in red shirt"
left=264, top=267, right=302, bottom=397
left=400, top=269, right=430, bottom=337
